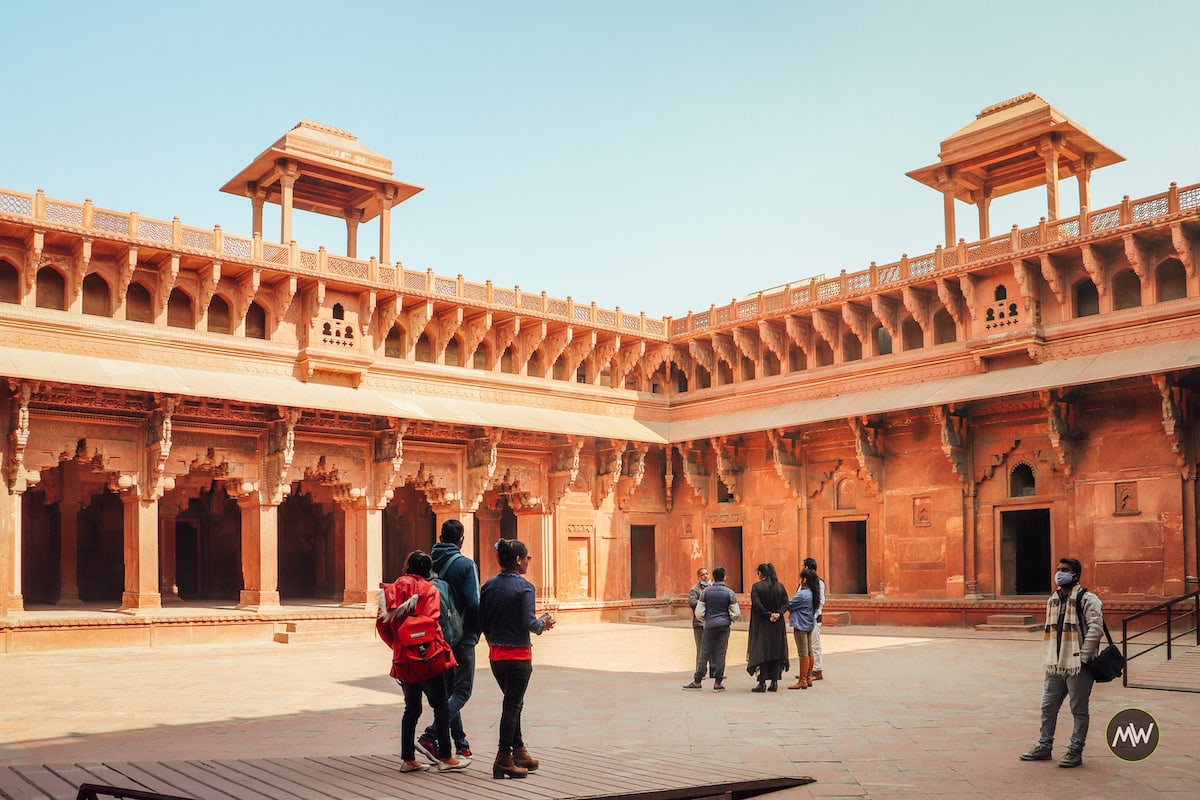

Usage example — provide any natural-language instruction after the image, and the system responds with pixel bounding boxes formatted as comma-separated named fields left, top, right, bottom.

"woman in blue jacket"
left=479, top=538, right=555, bottom=779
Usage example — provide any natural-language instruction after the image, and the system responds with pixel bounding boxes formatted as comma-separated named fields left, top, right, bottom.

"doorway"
left=1000, top=508, right=1051, bottom=595
left=712, top=526, right=744, bottom=592
left=829, top=519, right=868, bottom=594
left=630, top=525, right=656, bottom=598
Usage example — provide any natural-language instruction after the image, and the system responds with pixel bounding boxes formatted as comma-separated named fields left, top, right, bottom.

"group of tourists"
left=375, top=521, right=552, bottom=780
left=684, top=557, right=826, bottom=692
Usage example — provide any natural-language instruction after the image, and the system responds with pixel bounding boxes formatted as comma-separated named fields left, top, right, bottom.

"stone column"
left=942, top=190, right=956, bottom=249
left=118, top=491, right=162, bottom=612
left=57, top=497, right=83, bottom=606
left=0, top=486, right=24, bottom=614
left=251, top=191, right=266, bottom=241
left=345, top=211, right=360, bottom=259
left=1040, top=135, right=1061, bottom=221
left=340, top=498, right=368, bottom=608
left=237, top=500, right=280, bottom=611
left=1077, top=154, right=1095, bottom=220
left=157, top=509, right=182, bottom=604
left=364, top=505, right=383, bottom=609
left=976, top=193, right=991, bottom=241
left=279, top=165, right=297, bottom=245
left=378, top=187, right=395, bottom=265
left=516, top=510, right=555, bottom=601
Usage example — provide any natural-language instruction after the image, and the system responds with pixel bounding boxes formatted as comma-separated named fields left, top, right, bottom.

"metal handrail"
left=1121, top=590, right=1200, bottom=690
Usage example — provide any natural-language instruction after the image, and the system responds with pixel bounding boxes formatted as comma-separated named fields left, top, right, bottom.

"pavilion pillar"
left=57, top=494, right=82, bottom=606
left=975, top=192, right=991, bottom=241
left=1039, top=135, right=1061, bottom=221
left=237, top=500, right=280, bottom=611
left=942, top=190, right=956, bottom=248
left=515, top=510, right=554, bottom=601
left=279, top=163, right=298, bottom=245
left=378, top=187, right=395, bottom=265
left=1077, top=153, right=1095, bottom=228
left=340, top=499, right=369, bottom=608
left=158, top=509, right=182, bottom=604
left=251, top=189, right=266, bottom=241
left=119, top=491, right=161, bottom=612
left=345, top=211, right=361, bottom=259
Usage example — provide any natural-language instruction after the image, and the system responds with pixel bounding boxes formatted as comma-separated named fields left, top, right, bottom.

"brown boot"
left=512, top=745, right=540, bottom=771
left=492, top=752, right=529, bottom=780
left=788, top=677, right=805, bottom=689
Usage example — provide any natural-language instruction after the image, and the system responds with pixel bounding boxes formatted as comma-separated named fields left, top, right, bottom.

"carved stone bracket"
left=1170, top=222, right=1195, bottom=277
left=731, top=327, right=760, bottom=363
left=1123, top=233, right=1151, bottom=286
left=758, top=319, right=789, bottom=364
left=265, top=407, right=302, bottom=504
left=766, top=429, right=804, bottom=499
left=976, top=439, right=1020, bottom=485
left=1011, top=258, right=1038, bottom=312
left=936, top=279, right=966, bottom=329
left=1153, top=373, right=1194, bottom=480
left=563, top=329, right=596, bottom=377
left=678, top=441, right=710, bottom=506
left=812, top=308, right=841, bottom=348
left=4, top=379, right=38, bottom=492
left=145, top=394, right=179, bottom=500
left=841, top=303, right=872, bottom=351
left=785, top=315, right=814, bottom=356
left=464, top=428, right=503, bottom=511
left=461, top=311, right=493, bottom=365
left=1080, top=244, right=1108, bottom=296
left=611, top=340, right=645, bottom=387
left=371, top=418, right=410, bottom=508
left=25, top=229, right=44, bottom=292
left=71, top=238, right=92, bottom=308
left=1041, top=390, right=1079, bottom=478
left=902, top=286, right=932, bottom=333
left=935, top=405, right=968, bottom=485
left=808, top=458, right=841, bottom=499
left=688, top=338, right=715, bottom=374
left=616, top=442, right=649, bottom=510
left=1039, top=253, right=1069, bottom=304
left=156, top=254, right=180, bottom=317
left=870, top=295, right=900, bottom=341
left=848, top=416, right=883, bottom=492
left=711, top=436, right=741, bottom=503
left=429, top=307, right=464, bottom=363
left=711, top=332, right=737, bottom=371
left=592, top=439, right=626, bottom=509
left=548, top=436, right=585, bottom=510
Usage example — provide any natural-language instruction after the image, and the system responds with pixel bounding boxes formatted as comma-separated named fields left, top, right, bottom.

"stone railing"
left=669, top=181, right=1200, bottom=336
left=0, top=188, right=668, bottom=340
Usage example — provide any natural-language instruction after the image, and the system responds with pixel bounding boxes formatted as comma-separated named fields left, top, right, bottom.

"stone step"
left=273, top=620, right=377, bottom=645
left=624, top=611, right=680, bottom=624
left=974, top=613, right=1042, bottom=632
left=821, top=611, right=851, bottom=627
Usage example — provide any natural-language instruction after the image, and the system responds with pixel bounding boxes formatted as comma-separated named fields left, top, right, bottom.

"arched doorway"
left=174, top=484, right=243, bottom=601
left=382, top=482, right=438, bottom=581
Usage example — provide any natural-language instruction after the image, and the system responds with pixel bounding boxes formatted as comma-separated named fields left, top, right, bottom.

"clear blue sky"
left=4, top=1, right=1197, bottom=319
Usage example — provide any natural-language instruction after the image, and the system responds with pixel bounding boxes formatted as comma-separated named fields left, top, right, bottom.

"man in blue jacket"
left=416, top=519, right=481, bottom=761
left=683, top=566, right=738, bottom=692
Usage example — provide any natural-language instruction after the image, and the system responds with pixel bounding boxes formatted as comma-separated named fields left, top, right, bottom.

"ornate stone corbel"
left=269, top=275, right=298, bottom=335
left=731, top=327, right=760, bottom=363
left=808, top=459, right=841, bottom=499
left=145, top=394, right=178, bottom=500
left=785, top=314, right=814, bottom=356
left=24, top=230, right=44, bottom=293
left=1080, top=244, right=1107, bottom=296
left=461, top=311, right=494, bottom=364
left=611, top=340, right=645, bottom=387
left=548, top=435, right=584, bottom=509
left=429, top=306, right=464, bottom=363
left=678, top=441, right=710, bottom=506
left=616, top=442, right=649, bottom=509
left=485, top=318, right=519, bottom=370
left=936, top=279, right=966, bottom=329
left=849, top=416, right=883, bottom=492
left=1039, top=253, right=1068, bottom=304
left=757, top=319, right=789, bottom=365
left=71, top=238, right=92, bottom=307
left=116, top=247, right=137, bottom=299
left=935, top=405, right=968, bottom=483
left=156, top=254, right=180, bottom=317
left=840, top=303, right=872, bottom=351
left=710, top=332, right=737, bottom=372
left=514, top=320, right=548, bottom=374
left=766, top=429, right=804, bottom=499
left=870, top=295, right=900, bottom=342
left=1123, top=233, right=1150, bottom=286
left=1170, top=222, right=1195, bottom=278
left=265, top=407, right=302, bottom=503
left=592, top=439, right=626, bottom=508
left=590, top=336, right=618, bottom=383
left=812, top=308, right=841, bottom=348
left=562, top=329, right=595, bottom=379
left=901, top=286, right=932, bottom=333
left=711, top=436, right=741, bottom=502
left=1041, top=390, right=1078, bottom=478
left=371, top=418, right=409, bottom=508
left=464, top=428, right=503, bottom=510
left=688, top=338, right=715, bottom=374
left=1153, top=373, right=1194, bottom=480
left=4, top=380, right=37, bottom=492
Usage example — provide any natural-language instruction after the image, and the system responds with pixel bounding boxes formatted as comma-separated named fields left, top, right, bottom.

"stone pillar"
left=516, top=511, right=554, bottom=601
left=237, top=501, right=280, bottom=611
left=942, top=190, right=956, bottom=249
left=119, top=492, right=162, bottom=612
left=976, top=194, right=991, bottom=241
left=1077, top=154, right=1095, bottom=220
left=57, top=498, right=83, bottom=606
left=378, top=187, right=395, bottom=265
left=1040, top=135, right=1061, bottom=221
left=340, top=499, right=368, bottom=607
left=0, top=487, right=24, bottom=614
left=279, top=167, right=297, bottom=245
left=345, top=212, right=360, bottom=259
left=251, top=191, right=266, bottom=241
left=364, top=505, right=383, bottom=609
left=1184, top=476, right=1198, bottom=589
left=158, top=510, right=182, bottom=604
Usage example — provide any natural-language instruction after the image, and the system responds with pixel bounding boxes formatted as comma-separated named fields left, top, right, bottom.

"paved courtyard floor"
left=1, top=621, right=1197, bottom=799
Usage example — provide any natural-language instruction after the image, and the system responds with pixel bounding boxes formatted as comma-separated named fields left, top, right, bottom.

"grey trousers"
left=694, top=625, right=731, bottom=682
left=1037, top=669, right=1096, bottom=754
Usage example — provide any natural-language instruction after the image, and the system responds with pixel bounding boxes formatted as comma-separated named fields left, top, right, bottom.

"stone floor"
left=1, top=621, right=1197, bottom=798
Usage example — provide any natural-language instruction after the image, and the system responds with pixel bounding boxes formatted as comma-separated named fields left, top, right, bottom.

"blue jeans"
left=1037, top=669, right=1096, bottom=754
left=694, top=625, right=731, bottom=682
left=422, top=641, right=475, bottom=751
left=490, top=658, right=533, bottom=756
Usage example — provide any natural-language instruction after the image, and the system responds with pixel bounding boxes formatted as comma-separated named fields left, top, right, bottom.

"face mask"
left=700, top=579, right=712, bottom=587
left=1054, top=570, right=1075, bottom=587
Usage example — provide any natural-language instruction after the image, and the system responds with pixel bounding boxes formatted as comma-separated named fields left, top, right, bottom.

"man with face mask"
left=687, top=567, right=712, bottom=659
left=1019, top=557, right=1104, bottom=768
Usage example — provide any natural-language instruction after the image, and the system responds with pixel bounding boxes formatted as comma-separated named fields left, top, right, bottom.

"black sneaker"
left=713, top=682, right=725, bottom=692
left=414, top=736, right=438, bottom=764
left=1058, top=751, right=1082, bottom=768
left=682, top=681, right=703, bottom=690
left=1019, top=745, right=1052, bottom=761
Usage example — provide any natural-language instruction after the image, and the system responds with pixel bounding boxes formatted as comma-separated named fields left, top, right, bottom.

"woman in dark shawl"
left=746, top=562, right=790, bottom=691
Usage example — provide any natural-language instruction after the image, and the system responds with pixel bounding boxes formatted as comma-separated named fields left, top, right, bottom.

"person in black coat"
left=746, top=563, right=790, bottom=692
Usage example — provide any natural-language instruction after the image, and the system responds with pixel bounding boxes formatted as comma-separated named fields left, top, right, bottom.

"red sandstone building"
left=2, top=96, right=1197, bottom=649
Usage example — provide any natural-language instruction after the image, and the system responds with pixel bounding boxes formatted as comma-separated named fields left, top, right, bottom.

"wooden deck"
left=1128, top=644, right=1200, bottom=692
left=0, top=747, right=814, bottom=800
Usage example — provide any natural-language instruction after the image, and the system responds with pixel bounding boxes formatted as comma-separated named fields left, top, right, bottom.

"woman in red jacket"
left=377, top=550, right=471, bottom=774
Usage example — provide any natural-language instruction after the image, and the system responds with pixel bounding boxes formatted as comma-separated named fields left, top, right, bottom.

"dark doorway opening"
left=829, top=519, right=868, bottom=594
left=630, top=525, right=656, bottom=599
left=1001, top=508, right=1051, bottom=595
left=712, top=526, right=744, bottom=592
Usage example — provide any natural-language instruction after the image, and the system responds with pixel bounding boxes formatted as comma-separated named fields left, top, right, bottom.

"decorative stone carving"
left=616, top=442, right=649, bottom=510
left=592, top=439, right=626, bottom=509
left=841, top=303, right=872, bottom=351
left=902, top=286, right=932, bottom=333
left=936, top=279, right=966, bottom=329
left=711, top=436, right=741, bottom=503
left=1042, top=389, right=1079, bottom=478
left=265, top=407, right=302, bottom=503
left=4, top=379, right=37, bottom=492
left=688, top=338, right=715, bottom=373
left=371, top=418, right=409, bottom=509
left=710, top=332, right=737, bottom=371
left=766, top=428, right=804, bottom=499
left=1039, top=253, right=1068, bottom=304
left=461, top=311, right=493, bottom=364
left=464, top=428, right=503, bottom=510
left=935, top=405, right=968, bottom=483
left=1153, top=373, right=1194, bottom=480
left=812, top=308, right=841, bottom=348
left=548, top=435, right=584, bottom=510
left=1123, top=233, right=1151, bottom=286
left=611, top=340, right=645, bottom=387
left=678, top=441, right=710, bottom=506
left=849, top=416, right=883, bottom=492
left=731, top=327, right=759, bottom=362
left=757, top=319, right=789, bottom=364
left=1170, top=222, right=1195, bottom=277
left=145, top=394, right=179, bottom=500
left=785, top=314, right=814, bottom=356
left=870, top=295, right=900, bottom=341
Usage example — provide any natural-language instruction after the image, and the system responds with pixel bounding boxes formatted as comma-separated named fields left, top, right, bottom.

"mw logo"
left=1110, top=722, right=1154, bottom=748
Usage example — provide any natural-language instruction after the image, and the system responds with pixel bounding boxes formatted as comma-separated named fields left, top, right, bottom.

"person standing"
left=376, top=550, right=470, bottom=774
left=1020, top=557, right=1104, bottom=768
left=803, top=557, right=826, bottom=680
left=479, top=538, right=555, bottom=779
left=682, top=566, right=738, bottom=692
left=687, top=567, right=712, bottom=659
left=416, top=519, right=480, bottom=763
left=746, top=563, right=790, bottom=692
left=786, top=568, right=818, bottom=689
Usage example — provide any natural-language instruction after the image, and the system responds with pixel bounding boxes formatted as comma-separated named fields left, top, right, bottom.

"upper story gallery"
left=1, top=94, right=1197, bottom=633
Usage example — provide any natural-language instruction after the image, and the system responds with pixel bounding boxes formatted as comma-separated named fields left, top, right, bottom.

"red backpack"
left=390, top=612, right=455, bottom=684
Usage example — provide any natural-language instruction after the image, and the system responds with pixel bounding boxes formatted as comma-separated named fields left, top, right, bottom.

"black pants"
left=401, top=675, right=451, bottom=761
left=490, top=658, right=533, bottom=756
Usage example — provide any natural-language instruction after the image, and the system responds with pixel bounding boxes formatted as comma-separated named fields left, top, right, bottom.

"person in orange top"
left=376, top=550, right=470, bottom=774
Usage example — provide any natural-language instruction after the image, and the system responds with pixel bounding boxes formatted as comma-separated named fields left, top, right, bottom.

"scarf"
left=1042, top=585, right=1083, bottom=676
